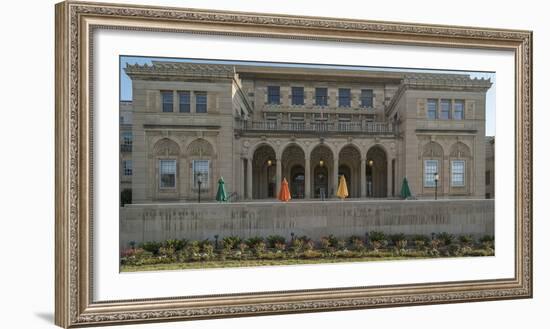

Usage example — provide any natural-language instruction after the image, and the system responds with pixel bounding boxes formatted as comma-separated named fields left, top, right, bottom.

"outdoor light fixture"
left=368, top=160, right=374, bottom=166
left=267, top=159, right=272, bottom=166
left=319, top=159, right=324, bottom=167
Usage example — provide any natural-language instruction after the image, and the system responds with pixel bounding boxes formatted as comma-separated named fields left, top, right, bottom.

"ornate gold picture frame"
left=55, top=1, right=532, bottom=327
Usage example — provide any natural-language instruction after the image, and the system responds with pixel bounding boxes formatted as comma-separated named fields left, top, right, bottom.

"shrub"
left=222, top=236, right=242, bottom=250
left=395, top=239, right=408, bottom=250
left=303, top=240, right=315, bottom=251
left=458, top=235, right=474, bottom=246
left=201, top=241, right=215, bottom=259
left=389, top=233, right=406, bottom=246
left=349, top=236, right=365, bottom=251
left=447, top=243, right=462, bottom=257
left=479, top=235, right=495, bottom=249
left=274, top=242, right=286, bottom=251
left=319, top=237, right=332, bottom=250
left=238, top=242, right=248, bottom=254
left=326, top=234, right=339, bottom=248
left=369, top=231, right=386, bottom=243
left=245, top=236, right=264, bottom=249
left=266, top=235, right=286, bottom=248
left=184, top=241, right=200, bottom=261
left=140, top=241, right=162, bottom=255
left=436, top=232, right=455, bottom=246
left=291, top=238, right=304, bottom=252
left=430, top=239, right=442, bottom=249
left=253, top=241, right=267, bottom=256
left=164, top=239, right=187, bottom=251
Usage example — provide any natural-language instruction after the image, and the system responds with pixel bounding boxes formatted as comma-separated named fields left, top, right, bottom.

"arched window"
left=422, top=142, right=444, bottom=188
left=449, top=142, right=471, bottom=188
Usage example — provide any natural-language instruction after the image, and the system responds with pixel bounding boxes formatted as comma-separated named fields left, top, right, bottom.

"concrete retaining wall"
left=120, top=199, right=494, bottom=248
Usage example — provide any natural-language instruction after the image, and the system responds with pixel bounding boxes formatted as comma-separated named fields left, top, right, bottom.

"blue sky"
left=120, top=56, right=496, bottom=136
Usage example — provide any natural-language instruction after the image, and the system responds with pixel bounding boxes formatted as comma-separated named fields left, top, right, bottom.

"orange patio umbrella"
left=278, top=177, right=291, bottom=202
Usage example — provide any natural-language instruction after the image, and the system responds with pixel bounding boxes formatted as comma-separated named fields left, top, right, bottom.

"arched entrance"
left=313, top=165, right=329, bottom=199
left=338, top=145, right=361, bottom=198
left=310, top=144, right=334, bottom=198
left=338, top=164, right=352, bottom=196
left=366, top=145, right=387, bottom=197
left=281, top=144, right=306, bottom=198
left=252, top=144, right=276, bottom=199
left=290, top=165, right=305, bottom=199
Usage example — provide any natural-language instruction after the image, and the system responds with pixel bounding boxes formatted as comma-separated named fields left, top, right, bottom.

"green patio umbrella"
left=215, top=177, right=228, bottom=202
left=400, top=177, right=412, bottom=199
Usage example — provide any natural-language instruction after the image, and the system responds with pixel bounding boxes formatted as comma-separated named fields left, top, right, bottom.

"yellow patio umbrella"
left=336, top=175, right=349, bottom=200
left=278, top=177, right=291, bottom=202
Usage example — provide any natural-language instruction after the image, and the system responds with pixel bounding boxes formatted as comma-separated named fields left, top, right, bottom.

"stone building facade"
left=122, top=61, right=493, bottom=203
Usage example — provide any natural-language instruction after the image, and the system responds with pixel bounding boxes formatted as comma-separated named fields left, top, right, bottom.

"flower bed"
left=120, top=232, right=494, bottom=271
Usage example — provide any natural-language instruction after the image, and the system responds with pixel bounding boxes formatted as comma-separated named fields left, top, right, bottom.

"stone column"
left=276, top=156, right=282, bottom=196
left=360, top=158, right=367, bottom=198
left=333, top=156, right=339, bottom=197
left=240, top=158, right=246, bottom=200
left=305, top=157, right=311, bottom=199
left=387, top=158, right=393, bottom=197
left=246, top=158, right=253, bottom=199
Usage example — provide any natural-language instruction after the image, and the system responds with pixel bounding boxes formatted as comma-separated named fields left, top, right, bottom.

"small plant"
left=479, top=235, right=495, bottom=249
left=274, top=242, right=286, bottom=252
left=389, top=233, right=406, bottom=246
left=164, top=239, right=187, bottom=251
left=319, top=237, right=331, bottom=250
left=238, top=242, right=248, bottom=254
left=245, top=236, right=264, bottom=249
left=436, top=232, right=455, bottom=246
left=430, top=239, right=442, bottom=250
left=200, top=240, right=215, bottom=259
left=349, top=236, right=365, bottom=251
left=222, top=236, right=242, bottom=250
left=291, top=238, right=304, bottom=253
left=458, top=235, right=474, bottom=246
left=337, top=239, right=347, bottom=251
left=253, top=241, right=267, bottom=256
left=303, top=240, right=315, bottom=251
left=369, top=231, right=386, bottom=243
left=184, top=241, right=200, bottom=261
left=395, top=239, right=408, bottom=250
left=266, top=235, right=286, bottom=248
left=140, top=241, right=162, bottom=255
left=447, top=243, right=462, bottom=257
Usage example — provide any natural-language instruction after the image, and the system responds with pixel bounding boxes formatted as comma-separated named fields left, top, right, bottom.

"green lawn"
left=121, top=255, right=435, bottom=272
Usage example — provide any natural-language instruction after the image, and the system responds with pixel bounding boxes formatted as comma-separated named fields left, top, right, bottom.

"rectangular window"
left=123, top=160, right=132, bottom=176
left=159, top=159, right=176, bottom=188
left=121, top=131, right=132, bottom=152
left=178, top=91, right=190, bottom=113
left=193, top=160, right=210, bottom=188
left=361, top=89, right=373, bottom=108
left=267, top=86, right=280, bottom=105
left=338, top=88, right=351, bottom=107
left=291, top=87, right=304, bottom=105
left=195, top=92, right=207, bottom=113
left=424, top=159, right=439, bottom=187
left=427, top=99, right=438, bottom=120
left=451, top=160, right=465, bottom=187
left=161, top=91, right=173, bottom=112
left=440, top=99, right=451, bottom=120
left=486, top=170, right=491, bottom=186
left=454, top=100, right=465, bottom=120
left=315, top=87, right=328, bottom=106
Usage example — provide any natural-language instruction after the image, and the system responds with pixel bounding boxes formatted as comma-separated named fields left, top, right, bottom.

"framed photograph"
left=55, top=1, right=532, bottom=327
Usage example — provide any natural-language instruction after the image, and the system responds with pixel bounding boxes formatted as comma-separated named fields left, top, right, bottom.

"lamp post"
left=434, top=172, right=439, bottom=200
left=197, top=172, right=202, bottom=203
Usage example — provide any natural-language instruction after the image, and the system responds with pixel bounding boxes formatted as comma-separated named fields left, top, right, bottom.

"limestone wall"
left=120, top=200, right=494, bottom=248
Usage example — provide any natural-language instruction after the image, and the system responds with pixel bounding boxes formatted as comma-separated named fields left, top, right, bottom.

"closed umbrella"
left=215, top=177, right=228, bottom=202
left=336, top=175, right=349, bottom=200
left=400, top=177, right=412, bottom=199
left=278, top=177, right=291, bottom=202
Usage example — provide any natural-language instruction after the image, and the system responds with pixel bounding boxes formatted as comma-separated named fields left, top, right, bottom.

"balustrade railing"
left=238, top=120, right=394, bottom=134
